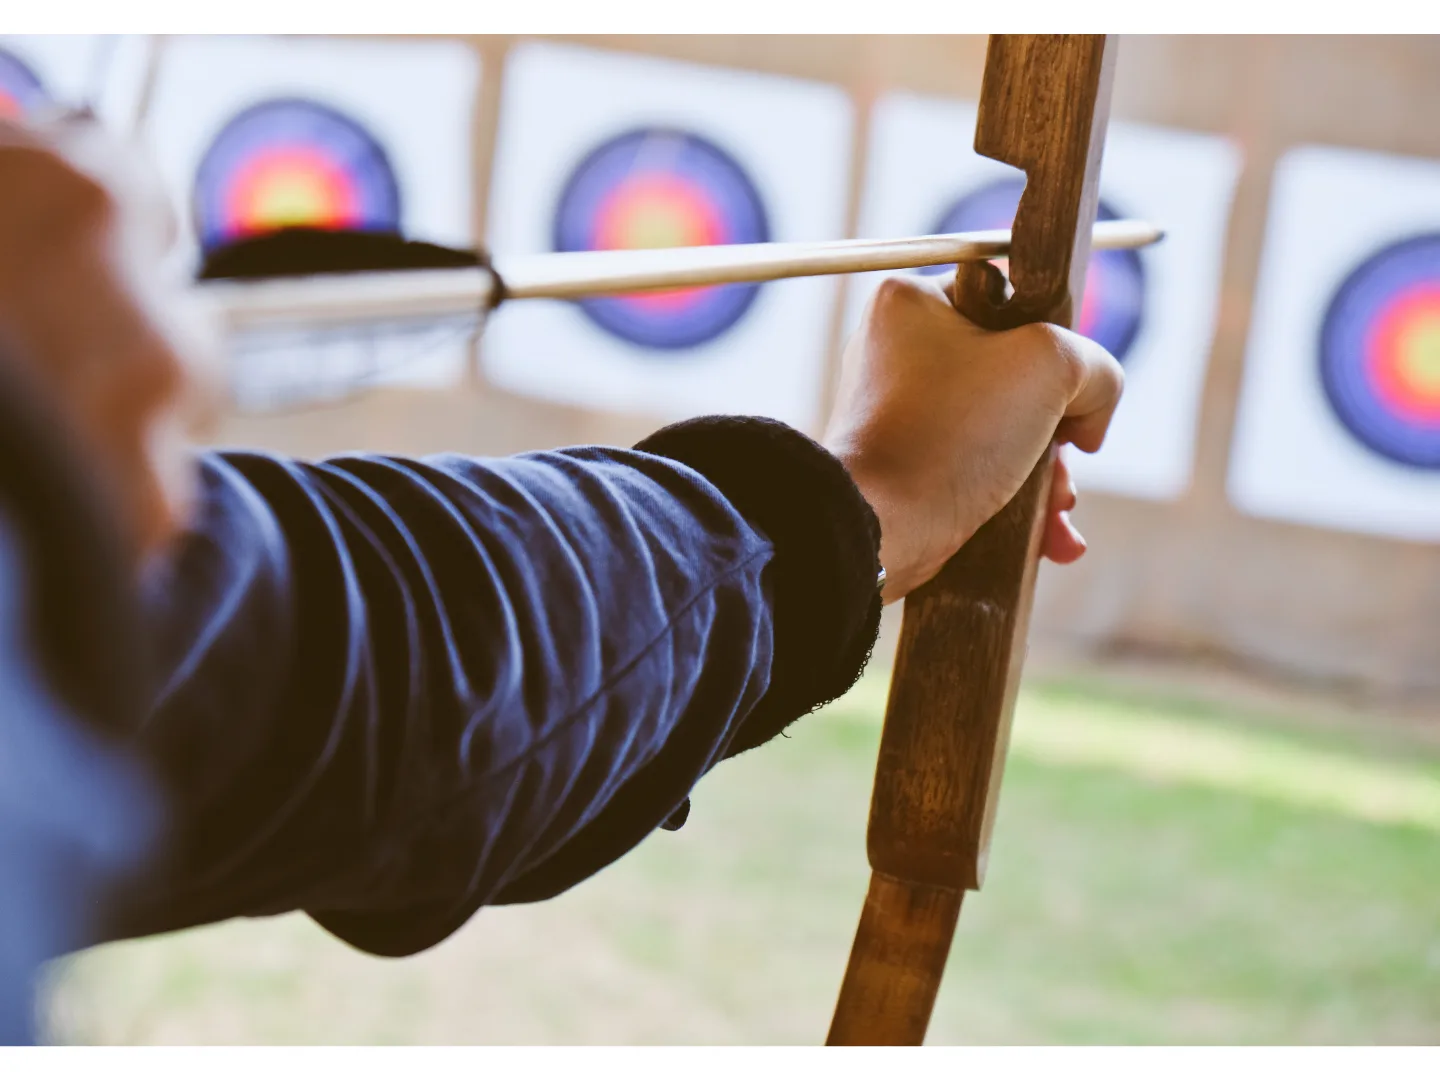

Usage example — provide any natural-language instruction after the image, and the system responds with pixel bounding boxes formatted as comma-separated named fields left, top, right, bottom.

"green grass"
left=44, top=674, right=1440, bottom=1044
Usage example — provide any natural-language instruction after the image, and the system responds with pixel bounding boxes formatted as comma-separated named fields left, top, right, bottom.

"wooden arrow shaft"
left=500, top=219, right=1154, bottom=300
left=199, top=220, right=1159, bottom=333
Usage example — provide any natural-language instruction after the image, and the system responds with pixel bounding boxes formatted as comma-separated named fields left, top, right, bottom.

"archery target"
left=1228, top=146, right=1440, bottom=541
left=1318, top=235, right=1440, bottom=469
left=144, top=36, right=479, bottom=394
left=552, top=127, right=771, bottom=350
left=484, top=41, right=853, bottom=430
left=849, top=93, right=1241, bottom=501
left=192, top=98, right=402, bottom=254
left=0, top=36, right=153, bottom=127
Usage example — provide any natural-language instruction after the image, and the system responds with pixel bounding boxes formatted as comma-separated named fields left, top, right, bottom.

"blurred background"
left=3, top=33, right=1437, bottom=1044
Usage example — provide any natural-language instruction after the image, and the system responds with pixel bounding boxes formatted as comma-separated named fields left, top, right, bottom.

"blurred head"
left=0, top=110, right=219, bottom=561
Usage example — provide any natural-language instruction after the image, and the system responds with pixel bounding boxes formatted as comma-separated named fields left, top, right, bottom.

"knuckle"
left=872, top=274, right=921, bottom=310
left=1014, top=321, right=1087, bottom=398
left=1013, top=321, right=1058, bottom=349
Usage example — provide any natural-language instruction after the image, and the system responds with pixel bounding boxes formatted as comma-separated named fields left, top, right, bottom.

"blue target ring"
left=921, top=177, right=1147, bottom=363
left=194, top=98, right=402, bottom=255
left=552, top=127, right=771, bottom=351
left=0, top=47, right=50, bottom=119
left=1319, top=233, right=1440, bottom=470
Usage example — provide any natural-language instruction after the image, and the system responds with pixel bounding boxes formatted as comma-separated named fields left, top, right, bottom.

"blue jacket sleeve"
left=124, top=416, right=881, bottom=957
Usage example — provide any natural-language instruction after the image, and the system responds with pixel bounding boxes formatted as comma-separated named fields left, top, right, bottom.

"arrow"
left=200, top=219, right=1161, bottom=332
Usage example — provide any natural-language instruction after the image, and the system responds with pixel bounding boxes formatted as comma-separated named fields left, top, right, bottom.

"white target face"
left=482, top=41, right=854, bottom=431
left=143, top=35, right=480, bottom=398
left=1228, top=145, right=1440, bottom=542
left=848, top=92, right=1242, bottom=502
left=0, top=35, right=152, bottom=128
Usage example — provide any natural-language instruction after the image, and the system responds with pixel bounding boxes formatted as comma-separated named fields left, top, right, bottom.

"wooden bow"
left=826, top=34, right=1118, bottom=1046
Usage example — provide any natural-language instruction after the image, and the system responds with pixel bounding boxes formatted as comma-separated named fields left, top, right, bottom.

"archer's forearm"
left=116, top=420, right=879, bottom=957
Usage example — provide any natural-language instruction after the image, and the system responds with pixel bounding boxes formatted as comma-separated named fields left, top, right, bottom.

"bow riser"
left=827, top=33, right=1118, bottom=1047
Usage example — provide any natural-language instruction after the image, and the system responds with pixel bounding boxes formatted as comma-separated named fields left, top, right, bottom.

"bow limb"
left=826, top=34, right=1119, bottom=1046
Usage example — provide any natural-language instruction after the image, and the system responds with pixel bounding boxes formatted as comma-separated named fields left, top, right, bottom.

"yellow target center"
left=1398, top=315, right=1440, bottom=399
left=614, top=200, right=698, bottom=250
left=248, top=168, right=336, bottom=229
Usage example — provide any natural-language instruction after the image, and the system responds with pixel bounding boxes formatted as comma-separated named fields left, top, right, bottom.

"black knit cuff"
left=635, top=415, right=883, bottom=757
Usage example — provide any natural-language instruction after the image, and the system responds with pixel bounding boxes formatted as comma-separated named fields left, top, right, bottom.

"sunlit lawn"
left=45, top=673, right=1440, bottom=1044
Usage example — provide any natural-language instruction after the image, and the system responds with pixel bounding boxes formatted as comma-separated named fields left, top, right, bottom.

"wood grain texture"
left=827, top=35, right=1117, bottom=1046
left=955, top=35, right=1116, bottom=330
left=825, top=874, right=963, bottom=1045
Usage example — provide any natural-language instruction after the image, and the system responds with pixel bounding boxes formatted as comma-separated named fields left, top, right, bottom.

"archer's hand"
left=824, top=274, right=1124, bottom=603
left=0, top=114, right=216, bottom=563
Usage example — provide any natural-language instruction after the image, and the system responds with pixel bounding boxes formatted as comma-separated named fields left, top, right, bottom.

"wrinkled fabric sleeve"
left=124, top=417, right=881, bottom=957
